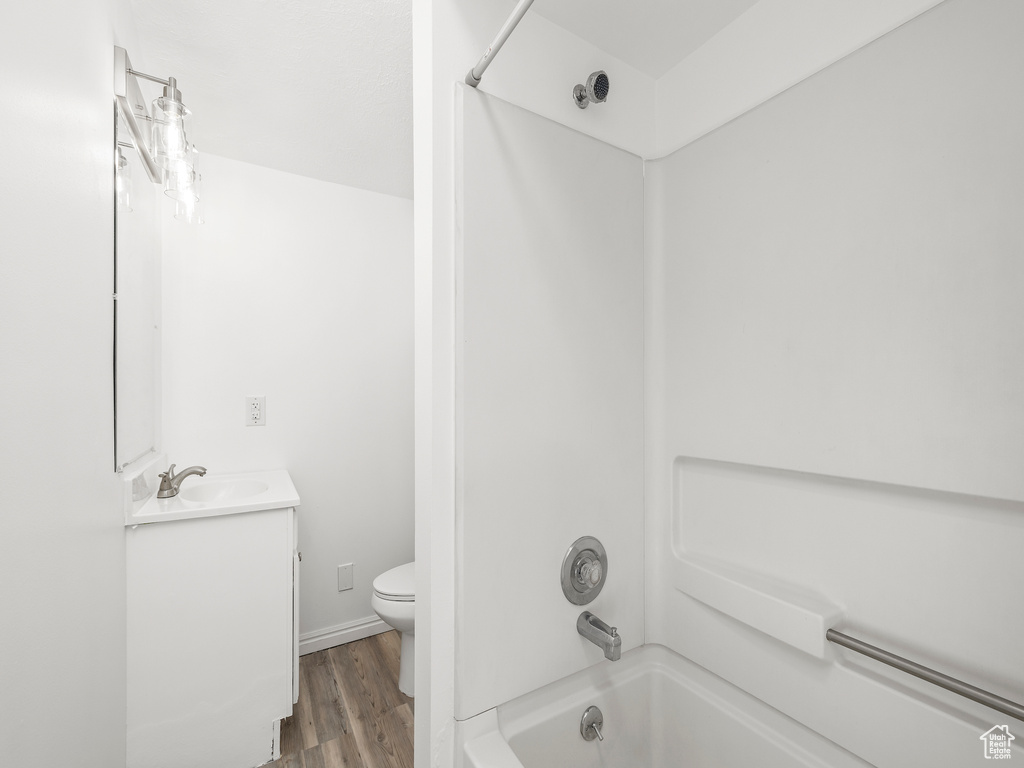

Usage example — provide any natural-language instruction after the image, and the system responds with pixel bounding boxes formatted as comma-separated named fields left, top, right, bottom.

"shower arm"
left=465, top=0, right=537, bottom=87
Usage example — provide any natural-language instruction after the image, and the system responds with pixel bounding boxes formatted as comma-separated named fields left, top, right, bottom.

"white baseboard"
left=299, top=615, right=390, bottom=656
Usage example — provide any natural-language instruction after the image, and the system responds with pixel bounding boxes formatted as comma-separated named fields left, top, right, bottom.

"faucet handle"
left=580, top=559, right=603, bottom=588
left=157, top=465, right=176, bottom=496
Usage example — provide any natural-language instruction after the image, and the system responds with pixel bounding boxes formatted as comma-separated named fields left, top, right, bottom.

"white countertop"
left=123, top=460, right=300, bottom=525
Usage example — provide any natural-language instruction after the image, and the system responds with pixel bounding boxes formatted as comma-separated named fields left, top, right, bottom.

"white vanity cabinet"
left=125, top=470, right=299, bottom=768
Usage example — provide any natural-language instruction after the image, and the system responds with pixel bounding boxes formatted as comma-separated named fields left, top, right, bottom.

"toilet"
left=370, top=561, right=415, bottom=697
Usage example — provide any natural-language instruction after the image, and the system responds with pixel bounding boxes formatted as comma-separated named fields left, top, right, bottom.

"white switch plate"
left=246, top=396, right=266, bottom=426
left=337, top=563, right=353, bottom=592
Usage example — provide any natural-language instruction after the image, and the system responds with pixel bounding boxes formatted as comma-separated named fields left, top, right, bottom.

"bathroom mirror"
left=114, top=107, right=160, bottom=471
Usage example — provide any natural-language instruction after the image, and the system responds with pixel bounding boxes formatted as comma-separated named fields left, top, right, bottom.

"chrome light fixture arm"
left=114, top=46, right=164, bottom=184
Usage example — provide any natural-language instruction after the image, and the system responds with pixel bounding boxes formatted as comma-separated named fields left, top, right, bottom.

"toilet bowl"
left=371, top=561, right=415, bottom=697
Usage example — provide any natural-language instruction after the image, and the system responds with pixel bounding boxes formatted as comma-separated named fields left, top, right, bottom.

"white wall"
left=0, top=1, right=144, bottom=765
left=454, top=87, right=645, bottom=720
left=646, top=1, right=1024, bottom=765
left=161, top=154, right=413, bottom=647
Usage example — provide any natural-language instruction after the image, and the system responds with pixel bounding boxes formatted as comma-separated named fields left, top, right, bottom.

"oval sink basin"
left=179, top=479, right=269, bottom=503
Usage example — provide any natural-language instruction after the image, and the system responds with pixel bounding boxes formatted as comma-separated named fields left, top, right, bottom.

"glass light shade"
left=174, top=200, right=204, bottom=224
left=174, top=174, right=204, bottom=224
left=164, top=145, right=198, bottom=202
left=151, top=94, right=192, bottom=172
left=115, top=149, right=133, bottom=212
left=164, top=170, right=196, bottom=202
left=163, top=148, right=197, bottom=202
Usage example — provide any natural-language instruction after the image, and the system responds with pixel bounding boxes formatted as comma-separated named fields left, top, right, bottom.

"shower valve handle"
left=579, top=559, right=603, bottom=588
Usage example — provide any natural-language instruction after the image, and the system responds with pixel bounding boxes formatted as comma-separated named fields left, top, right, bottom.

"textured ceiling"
left=533, top=0, right=760, bottom=77
left=130, top=0, right=413, bottom=199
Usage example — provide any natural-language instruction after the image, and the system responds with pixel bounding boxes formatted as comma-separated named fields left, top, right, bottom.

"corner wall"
left=160, top=154, right=414, bottom=648
left=646, top=1, right=1024, bottom=764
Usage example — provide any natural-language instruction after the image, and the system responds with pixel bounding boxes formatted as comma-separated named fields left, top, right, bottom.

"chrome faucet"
left=577, top=611, right=621, bottom=661
left=157, top=464, right=207, bottom=498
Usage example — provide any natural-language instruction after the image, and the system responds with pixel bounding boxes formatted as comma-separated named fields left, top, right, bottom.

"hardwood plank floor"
left=271, top=631, right=413, bottom=768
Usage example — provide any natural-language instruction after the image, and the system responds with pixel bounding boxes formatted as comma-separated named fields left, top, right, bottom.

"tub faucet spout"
left=577, top=611, right=621, bottom=661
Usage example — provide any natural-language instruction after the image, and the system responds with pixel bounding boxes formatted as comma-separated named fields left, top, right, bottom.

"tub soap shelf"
left=674, top=553, right=842, bottom=659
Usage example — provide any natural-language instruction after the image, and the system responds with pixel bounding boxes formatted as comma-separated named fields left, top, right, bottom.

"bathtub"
left=462, top=645, right=870, bottom=768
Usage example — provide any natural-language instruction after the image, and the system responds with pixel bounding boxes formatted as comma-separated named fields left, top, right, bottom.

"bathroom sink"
left=125, top=462, right=299, bottom=525
left=179, top=479, right=269, bottom=503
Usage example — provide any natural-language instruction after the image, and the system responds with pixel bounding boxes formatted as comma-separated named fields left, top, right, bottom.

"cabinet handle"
left=297, top=552, right=302, bottom=562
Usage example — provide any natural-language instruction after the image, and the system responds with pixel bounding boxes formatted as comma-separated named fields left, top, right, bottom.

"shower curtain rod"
left=465, top=0, right=537, bottom=87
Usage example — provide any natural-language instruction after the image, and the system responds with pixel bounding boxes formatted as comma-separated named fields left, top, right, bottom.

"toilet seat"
left=373, top=562, right=414, bottom=602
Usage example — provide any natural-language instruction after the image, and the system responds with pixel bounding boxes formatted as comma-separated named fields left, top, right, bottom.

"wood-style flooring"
left=271, top=630, right=413, bottom=768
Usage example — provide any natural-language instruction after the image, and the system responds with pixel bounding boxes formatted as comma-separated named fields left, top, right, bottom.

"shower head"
left=573, top=70, right=609, bottom=110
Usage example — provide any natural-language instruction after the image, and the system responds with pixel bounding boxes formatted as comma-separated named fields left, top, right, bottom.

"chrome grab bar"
left=827, top=629, right=1024, bottom=722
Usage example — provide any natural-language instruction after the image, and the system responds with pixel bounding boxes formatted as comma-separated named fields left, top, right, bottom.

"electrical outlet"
left=337, top=563, right=353, bottom=592
left=246, top=396, right=266, bottom=426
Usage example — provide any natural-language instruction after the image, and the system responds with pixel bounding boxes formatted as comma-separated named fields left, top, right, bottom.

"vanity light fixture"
left=114, top=46, right=204, bottom=223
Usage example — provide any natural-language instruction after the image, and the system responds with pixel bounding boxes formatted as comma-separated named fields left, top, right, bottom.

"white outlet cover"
left=338, top=563, right=353, bottom=592
left=246, top=396, right=266, bottom=426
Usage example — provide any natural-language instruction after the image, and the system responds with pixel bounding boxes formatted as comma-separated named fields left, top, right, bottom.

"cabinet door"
left=127, top=507, right=294, bottom=768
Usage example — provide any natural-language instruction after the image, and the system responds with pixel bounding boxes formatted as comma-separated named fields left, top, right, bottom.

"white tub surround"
left=646, top=3, right=1024, bottom=763
left=454, top=85, right=645, bottom=721
left=126, top=470, right=300, bottom=768
left=462, top=645, right=872, bottom=768
left=431, top=2, right=1024, bottom=767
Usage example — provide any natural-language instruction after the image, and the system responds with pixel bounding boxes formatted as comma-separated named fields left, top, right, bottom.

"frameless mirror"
left=114, top=107, right=160, bottom=470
